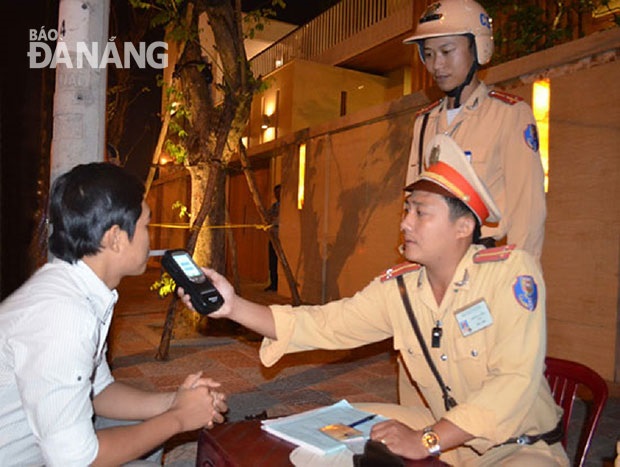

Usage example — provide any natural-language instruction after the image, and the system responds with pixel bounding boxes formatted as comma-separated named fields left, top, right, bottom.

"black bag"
left=353, top=440, right=405, bottom=467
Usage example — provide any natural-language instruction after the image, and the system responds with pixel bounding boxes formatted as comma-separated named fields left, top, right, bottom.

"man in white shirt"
left=0, top=163, right=227, bottom=466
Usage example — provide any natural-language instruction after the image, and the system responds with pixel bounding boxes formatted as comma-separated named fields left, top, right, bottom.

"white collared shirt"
left=0, top=259, right=117, bottom=466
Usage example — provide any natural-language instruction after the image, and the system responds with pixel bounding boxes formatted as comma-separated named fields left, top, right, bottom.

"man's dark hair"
left=444, top=196, right=482, bottom=244
left=49, top=163, right=145, bottom=263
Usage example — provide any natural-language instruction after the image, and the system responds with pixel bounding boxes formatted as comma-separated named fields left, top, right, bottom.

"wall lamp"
left=261, top=114, right=272, bottom=130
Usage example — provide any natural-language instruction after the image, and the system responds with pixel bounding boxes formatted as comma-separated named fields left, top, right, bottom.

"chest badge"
left=454, top=299, right=493, bottom=337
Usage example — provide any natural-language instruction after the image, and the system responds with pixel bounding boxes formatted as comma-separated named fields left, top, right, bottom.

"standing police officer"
left=404, top=0, right=546, bottom=259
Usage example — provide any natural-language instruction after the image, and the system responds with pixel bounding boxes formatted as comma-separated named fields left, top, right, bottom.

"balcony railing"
left=250, top=0, right=412, bottom=78
left=249, top=0, right=616, bottom=77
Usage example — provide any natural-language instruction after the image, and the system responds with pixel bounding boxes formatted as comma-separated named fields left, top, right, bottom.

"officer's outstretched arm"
left=177, top=268, right=276, bottom=340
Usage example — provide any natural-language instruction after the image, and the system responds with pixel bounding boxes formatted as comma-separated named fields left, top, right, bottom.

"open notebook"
left=261, top=400, right=387, bottom=455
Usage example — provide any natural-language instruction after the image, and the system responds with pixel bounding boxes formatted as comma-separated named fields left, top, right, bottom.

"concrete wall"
left=226, top=158, right=272, bottom=283
left=272, top=93, right=426, bottom=304
left=247, top=60, right=390, bottom=148
left=543, top=59, right=620, bottom=378
left=482, top=29, right=620, bottom=382
left=246, top=28, right=620, bottom=381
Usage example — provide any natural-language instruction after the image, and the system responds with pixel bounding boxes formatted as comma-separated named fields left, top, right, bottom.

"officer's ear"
left=455, top=214, right=476, bottom=240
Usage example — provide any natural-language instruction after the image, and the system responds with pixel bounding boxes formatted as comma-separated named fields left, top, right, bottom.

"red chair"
left=544, top=356, right=609, bottom=467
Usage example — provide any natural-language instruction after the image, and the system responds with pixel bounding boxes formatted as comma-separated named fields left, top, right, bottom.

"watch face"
left=422, top=431, right=439, bottom=447
left=422, top=430, right=441, bottom=455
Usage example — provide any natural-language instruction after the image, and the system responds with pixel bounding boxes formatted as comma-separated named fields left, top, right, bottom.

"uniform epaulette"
left=379, top=262, right=422, bottom=282
left=488, top=90, right=523, bottom=105
left=415, top=100, right=441, bottom=116
left=473, top=244, right=516, bottom=264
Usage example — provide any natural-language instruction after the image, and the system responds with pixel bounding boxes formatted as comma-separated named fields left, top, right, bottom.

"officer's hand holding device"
left=162, top=249, right=224, bottom=315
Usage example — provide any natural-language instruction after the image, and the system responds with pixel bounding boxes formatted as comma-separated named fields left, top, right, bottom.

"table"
left=197, top=420, right=449, bottom=466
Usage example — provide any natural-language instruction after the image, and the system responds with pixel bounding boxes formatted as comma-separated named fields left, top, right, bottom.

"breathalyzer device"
left=161, top=249, right=224, bottom=315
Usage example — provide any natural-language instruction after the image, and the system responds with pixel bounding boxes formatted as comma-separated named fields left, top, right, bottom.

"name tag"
left=454, top=299, right=493, bottom=337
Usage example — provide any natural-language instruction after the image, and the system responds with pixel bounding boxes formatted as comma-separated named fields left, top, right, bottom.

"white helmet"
left=403, top=0, right=494, bottom=65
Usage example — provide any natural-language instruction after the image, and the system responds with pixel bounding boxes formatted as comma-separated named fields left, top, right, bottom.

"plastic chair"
left=544, top=356, right=609, bottom=467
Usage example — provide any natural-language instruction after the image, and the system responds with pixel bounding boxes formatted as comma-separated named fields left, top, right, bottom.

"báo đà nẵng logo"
left=27, top=27, right=168, bottom=69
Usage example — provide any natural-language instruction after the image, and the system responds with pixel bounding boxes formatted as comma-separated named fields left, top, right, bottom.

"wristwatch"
left=421, top=426, right=441, bottom=457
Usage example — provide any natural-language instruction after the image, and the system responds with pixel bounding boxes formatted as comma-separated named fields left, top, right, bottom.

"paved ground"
left=109, top=266, right=619, bottom=466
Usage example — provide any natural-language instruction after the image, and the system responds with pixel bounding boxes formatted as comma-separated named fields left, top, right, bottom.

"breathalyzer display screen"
left=162, top=249, right=223, bottom=315
left=172, top=254, right=204, bottom=282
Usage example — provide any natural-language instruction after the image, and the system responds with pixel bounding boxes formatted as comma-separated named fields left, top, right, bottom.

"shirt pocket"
left=394, top=335, right=437, bottom=389
left=451, top=335, right=488, bottom=390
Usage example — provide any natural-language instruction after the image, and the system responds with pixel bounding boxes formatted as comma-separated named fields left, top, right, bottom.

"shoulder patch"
left=513, top=275, right=538, bottom=311
left=416, top=99, right=441, bottom=117
left=380, top=262, right=422, bottom=282
left=524, top=124, right=540, bottom=151
left=488, top=90, right=523, bottom=106
left=473, top=244, right=516, bottom=264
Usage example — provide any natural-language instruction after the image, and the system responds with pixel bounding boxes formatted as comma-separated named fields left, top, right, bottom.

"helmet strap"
left=445, top=60, right=478, bottom=108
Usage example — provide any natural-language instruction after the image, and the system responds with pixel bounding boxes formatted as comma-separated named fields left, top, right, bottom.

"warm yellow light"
left=159, top=152, right=172, bottom=165
left=532, top=79, right=550, bottom=192
left=264, top=98, right=276, bottom=117
left=263, top=127, right=276, bottom=142
left=297, top=143, right=306, bottom=210
left=261, top=114, right=271, bottom=130
left=240, top=136, right=248, bottom=148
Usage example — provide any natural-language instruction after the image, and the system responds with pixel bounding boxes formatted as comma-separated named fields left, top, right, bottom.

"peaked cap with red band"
left=405, top=134, right=501, bottom=224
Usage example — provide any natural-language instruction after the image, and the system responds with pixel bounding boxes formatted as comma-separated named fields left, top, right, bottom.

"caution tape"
left=149, top=222, right=274, bottom=232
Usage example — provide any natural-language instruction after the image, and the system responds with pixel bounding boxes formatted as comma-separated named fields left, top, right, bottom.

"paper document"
left=261, top=400, right=386, bottom=455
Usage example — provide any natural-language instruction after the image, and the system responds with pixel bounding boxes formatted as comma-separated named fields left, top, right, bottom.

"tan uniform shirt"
left=406, top=82, right=546, bottom=259
left=260, top=245, right=562, bottom=455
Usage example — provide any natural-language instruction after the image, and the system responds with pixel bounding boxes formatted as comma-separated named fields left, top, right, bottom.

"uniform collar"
left=415, top=245, right=483, bottom=289
left=450, top=245, right=485, bottom=292
left=415, top=245, right=485, bottom=311
left=439, top=81, right=489, bottom=114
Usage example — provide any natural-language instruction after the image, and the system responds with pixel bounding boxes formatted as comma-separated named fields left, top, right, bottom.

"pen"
left=348, top=414, right=377, bottom=428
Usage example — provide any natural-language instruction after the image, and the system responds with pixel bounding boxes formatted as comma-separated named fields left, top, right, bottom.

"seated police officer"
left=181, top=135, right=568, bottom=466
left=0, top=163, right=227, bottom=466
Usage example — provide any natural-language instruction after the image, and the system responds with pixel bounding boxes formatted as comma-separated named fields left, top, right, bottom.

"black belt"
left=500, top=421, right=564, bottom=447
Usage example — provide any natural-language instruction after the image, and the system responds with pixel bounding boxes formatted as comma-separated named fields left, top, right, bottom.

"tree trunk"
left=156, top=0, right=258, bottom=358
left=156, top=160, right=220, bottom=360
left=51, top=0, right=110, bottom=185
left=155, top=296, right=179, bottom=361
left=187, top=163, right=212, bottom=266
